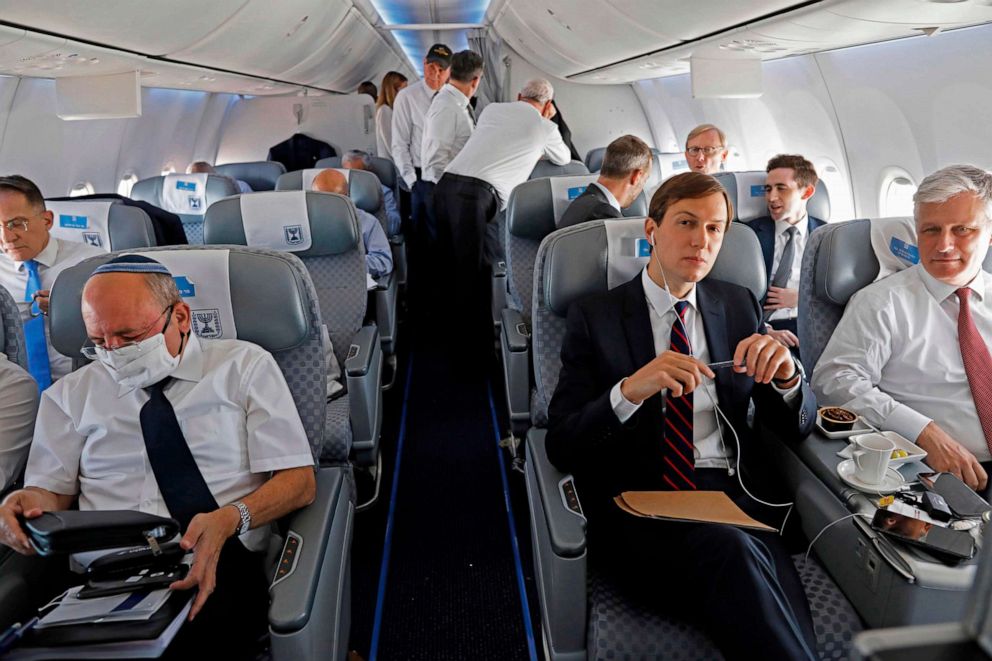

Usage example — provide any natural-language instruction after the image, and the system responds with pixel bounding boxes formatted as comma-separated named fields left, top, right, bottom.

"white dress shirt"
left=610, top=269, right=799, bottom=469
left=391, top=79, right=435, bottom=188
left=591, top=181, right=622, bottom=213
left=25, top=334, right=315, bottom=551
left=421, top=84, right=474, bottom=184
left=444, top=101, right=571, bottom=210
left=767, top=217, right=808, bottom=322
left=812, top=264, right=992, bottom=462
left=0, top=354, right=37, bottom=493
left=0, top=236, right=103, bottom=381
left=376, top=104, right=394, bottom=162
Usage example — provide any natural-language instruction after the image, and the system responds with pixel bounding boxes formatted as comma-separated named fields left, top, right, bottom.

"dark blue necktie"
left=662, top=301, right=696, bottom=490
left=139, top=377, right=218, bottom=531
left=22, top=260, right=51, bottom=390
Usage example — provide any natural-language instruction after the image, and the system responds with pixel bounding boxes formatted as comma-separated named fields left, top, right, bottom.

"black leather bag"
left=22, top=511, right=179, bottom=556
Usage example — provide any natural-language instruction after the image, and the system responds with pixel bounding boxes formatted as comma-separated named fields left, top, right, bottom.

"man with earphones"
left=547, top=172, right=819, bottom=660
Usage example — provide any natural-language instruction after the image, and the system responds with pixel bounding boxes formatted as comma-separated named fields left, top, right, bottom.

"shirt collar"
left=592, top=181, right=622, bottom=213
left=774, top=216, right=806, bottom=238
left=14, top=235, right=57, bottom=271
left=441, top=83, right=470, bottom=108
left=641, top=267, right=697, bottom=318
left=916, top=263, right=986, bottom=303
left=116, top=331, right=205, bottom=397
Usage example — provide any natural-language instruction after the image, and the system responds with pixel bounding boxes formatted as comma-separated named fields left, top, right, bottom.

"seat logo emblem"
left=567, top=186, right=587, bottom=200
left=176, top=181, right=197, bottom=192
left=82, top=232, right=103, bottom=248
left=173, top=276, right=196, bottom=298
left=188, top=196, right=202, bottom=210
left=192, top=308, right=222, bottom=339
left=284, top=225, right=303, bottom=245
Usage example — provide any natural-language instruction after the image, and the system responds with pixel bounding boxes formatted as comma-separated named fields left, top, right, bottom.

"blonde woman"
left=376, top=71, right=408, bottom=162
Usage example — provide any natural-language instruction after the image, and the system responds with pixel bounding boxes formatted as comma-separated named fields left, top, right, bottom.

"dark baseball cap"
left=425, top=43, right=452, bottom=68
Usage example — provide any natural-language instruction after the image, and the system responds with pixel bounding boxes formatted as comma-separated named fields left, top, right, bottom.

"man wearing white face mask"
left=0, top=255, right=316, bottom=658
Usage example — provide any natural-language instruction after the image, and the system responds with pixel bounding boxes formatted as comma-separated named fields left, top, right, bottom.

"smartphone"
left=78, top=563, right=188, bottom=599
left=918, top=472, right=992, bottom=518
left=871, top=508, right=975, bottom=563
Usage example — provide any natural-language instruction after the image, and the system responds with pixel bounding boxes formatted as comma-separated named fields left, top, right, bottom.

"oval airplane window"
left=68, top=181, right=95, bottom=197
left=117, top=173, right=139, bottom=197
left=880, top=169, right=917, bottom=218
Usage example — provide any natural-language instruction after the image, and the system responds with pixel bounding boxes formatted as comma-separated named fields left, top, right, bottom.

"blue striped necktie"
left=22, top=259, right=51, bottom=390
left=661, top=301, right=696, bottom=490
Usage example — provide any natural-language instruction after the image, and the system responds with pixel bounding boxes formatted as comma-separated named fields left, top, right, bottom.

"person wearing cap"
left=0, top=175, right=103, bottom=388
left=0, top=255, right=316, bottom=657
left=391, top=43, right=452, bottom=246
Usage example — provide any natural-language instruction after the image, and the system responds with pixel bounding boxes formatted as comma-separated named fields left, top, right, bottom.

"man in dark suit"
left=558, top=134, right=652, bottom=229
left=547, top=172, right=818, bottom=660
left=748, top=154, right=825, bottom=348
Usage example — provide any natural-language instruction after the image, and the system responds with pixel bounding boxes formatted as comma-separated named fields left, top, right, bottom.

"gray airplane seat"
left=715, top=170, right=832, bottom=223
left=215, top=160, right=287, bottom=191
left=528, top=159, right=590, bottom=179
left=130, top=173, right=239, bottom=244
left=799, top=217, right=992, bottom=372
left=276, top=168, right=399, bottom=379
left=584, top=146, right=607, bottom=173
left=204, top=191, right=383, bottom=470
left=316, top=154, right=409, bottom=290
left=46, top=199, right=157, bottom=252
left=45, top=245, right=354, bottom=661
left=0, top=286, right=26, bottom=369
left=526, top=218, right=859, bottom=660
left=499, top=176, right=647, bottom=437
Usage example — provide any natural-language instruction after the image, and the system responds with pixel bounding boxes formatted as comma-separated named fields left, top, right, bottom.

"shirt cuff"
left=610, top=379, right=642, bottom=423
left=883, top=404, right=933, bottom=443
left=771, top=378, right=801, bottom=404
left=403, top=174, right=417, bottom=188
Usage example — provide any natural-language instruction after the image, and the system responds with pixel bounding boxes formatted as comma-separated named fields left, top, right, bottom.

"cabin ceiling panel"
left=0, top=1, right=249, bottom=55
left=169, top=0, right=352, bottom=79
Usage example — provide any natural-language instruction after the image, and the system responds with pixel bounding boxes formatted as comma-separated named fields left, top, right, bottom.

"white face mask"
left=95, top=333, right=181, bottom=389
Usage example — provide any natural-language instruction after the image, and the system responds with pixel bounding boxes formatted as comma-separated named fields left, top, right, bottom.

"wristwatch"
left=773, top=356, right=805, bottom=386
left=230, top=501, right=251, bottom=536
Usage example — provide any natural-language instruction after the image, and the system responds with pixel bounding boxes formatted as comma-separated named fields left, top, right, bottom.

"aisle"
left=362, top=330, right=535, bottom=660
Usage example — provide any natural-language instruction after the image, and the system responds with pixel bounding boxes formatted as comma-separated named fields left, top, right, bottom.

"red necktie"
left=956, top=288, right=992, bottom=455
left=661, top=301, right=696, bottom=490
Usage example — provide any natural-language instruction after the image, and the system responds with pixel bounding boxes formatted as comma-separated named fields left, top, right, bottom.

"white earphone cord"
left=650, top=232, right=794, bottom=533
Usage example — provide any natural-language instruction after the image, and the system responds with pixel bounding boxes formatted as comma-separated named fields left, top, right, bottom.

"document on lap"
left=614, top=491, right=775, bottom=532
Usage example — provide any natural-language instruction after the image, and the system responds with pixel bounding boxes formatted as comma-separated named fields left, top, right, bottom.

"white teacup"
left=852, top=433, right=895, bottom=485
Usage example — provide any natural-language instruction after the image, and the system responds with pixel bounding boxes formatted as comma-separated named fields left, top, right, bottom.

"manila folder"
left=614, top=491, right=775, bottom=532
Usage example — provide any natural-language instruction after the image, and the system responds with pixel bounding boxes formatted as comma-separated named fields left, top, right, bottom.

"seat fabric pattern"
left=586, top=555, right=861, bottom=661
left=506, top=228, right=541, bottom=317
left=530, top=240, right=569, bottom=427
left=798, top=224, right=847, bottom=372
left=302, top=255, right=367, bottom=366
left=0, top=287, right=27, bottom=369
left=321, top=394, right=353, bottom=464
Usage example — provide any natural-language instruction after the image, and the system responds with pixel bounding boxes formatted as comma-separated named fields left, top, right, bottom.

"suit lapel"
left=621, top=276, right=656, bottom=373
left=697, top=281, right=733, bottom=398
left=752, top=218, right=775, bottom=278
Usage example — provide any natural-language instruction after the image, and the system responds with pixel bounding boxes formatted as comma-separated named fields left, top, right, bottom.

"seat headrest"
left=215, top=161, right=287, bottom=192
left=50, top=247, right=313, bottom=359
left=508, top=176, right=648, bottom=241
left=528, top=160, right=590, bottom=180
left=653, top=151, right=691, bottom=181
left=131, top=174, right=239, bottom=216
left=585, top=147, right=606, bottom=173
left=204, top=191, right=362, bottom=257
left=543, top=218, right=766, bottom=317
left=316, top=155, right=398, bottom=191
left=275, top=168, right=382, bottom=214
left=47, top=199, right=156, bottom=251
left=714, top=171, right=831, bottom=223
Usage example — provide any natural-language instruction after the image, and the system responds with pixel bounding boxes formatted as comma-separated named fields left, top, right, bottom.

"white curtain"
left=467, top=28, right=509, bottom=108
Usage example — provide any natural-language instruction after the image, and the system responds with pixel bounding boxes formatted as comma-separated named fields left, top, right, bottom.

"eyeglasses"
left=686, top=146, right=725, bottom=157
left=0, top=212, right=44, bottom=233
left=80, top=305, right=174, bottom=360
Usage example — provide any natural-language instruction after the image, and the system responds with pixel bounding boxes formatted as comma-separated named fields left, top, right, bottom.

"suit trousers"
left=593, top=469, right=818, bottom=661
left=411, top=172, right=437, bottom=244
left=434, top=172, right=500, bottom=358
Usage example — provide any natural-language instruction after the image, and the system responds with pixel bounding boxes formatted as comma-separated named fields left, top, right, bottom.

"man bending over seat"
left=312, top=168, right=393, bottom=279
left=547, top=172, right=818, bottom=660
left=813, top=164, right=992, bottom=495
left=0, top=255, right=316, bottom=658
left=558, top=134, right=652, bottom=229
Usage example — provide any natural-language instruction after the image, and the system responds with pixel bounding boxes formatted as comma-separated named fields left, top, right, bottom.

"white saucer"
left=836, top=459, right=906, bottom=494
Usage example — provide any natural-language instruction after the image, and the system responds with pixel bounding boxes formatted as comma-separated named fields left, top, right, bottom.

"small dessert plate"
left=837, top=459, right=906, bottom=494
left=836, top=431, right=928, bottom=467
left=816, top=412, right=871, bottom=439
